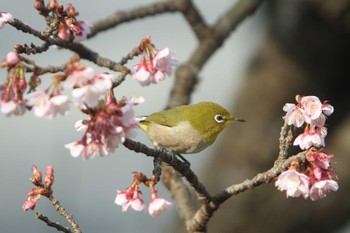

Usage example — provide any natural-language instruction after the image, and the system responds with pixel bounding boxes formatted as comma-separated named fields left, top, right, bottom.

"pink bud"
left=27, top=188, right=37, bottom=196
left=22, top=199, right=36, bottom=211
left=6, top=52, right=20, bottom=65
left=45, top=165, right=54, bottom=177
left=32, top=165, right=42, bottom=182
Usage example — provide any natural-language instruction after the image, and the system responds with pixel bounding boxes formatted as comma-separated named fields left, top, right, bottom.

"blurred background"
left=1, top=0, right=349, bottom=233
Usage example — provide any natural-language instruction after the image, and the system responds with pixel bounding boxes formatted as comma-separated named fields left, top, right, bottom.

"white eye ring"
left=214, top=114, right=225, bottom=123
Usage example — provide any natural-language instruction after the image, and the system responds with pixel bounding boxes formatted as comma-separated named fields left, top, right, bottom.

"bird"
left=138, top=102, right=245, bottom=161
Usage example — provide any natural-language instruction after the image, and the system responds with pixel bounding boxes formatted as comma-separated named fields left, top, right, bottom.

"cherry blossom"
left=148, top=188, right=172, bottom=216
left=65, top=96, right=143, bottom=159
left=71, top=73, right=112, bottom=107
left=283, top=95, right=334, bottom=128
left=132, top=37, right=177, bottom=86
left=25, top=89, right=70, bottom=119
left=293, top=126, right=326, bottom=150
left=300, top=96, right=322, bottom=120
left=66, top=68, right=113, bottom=107
left=283, top=103, right=308, bottom=127
left=306, top=150, right=334, bottom=170
left=115, top=187, right=144, bottom=212
left=57, top=19, right=92, bottom=42
left=309, top=180, right=339, bottom=201
left=73, top=20, right=93, bottom=42
left=275, top=169, right=310, bottom=199
left=65, top=67, right=95, bottom=88
left=0, top=100, right=26, bottom=116
left=0, top=12, right=14, bottom=29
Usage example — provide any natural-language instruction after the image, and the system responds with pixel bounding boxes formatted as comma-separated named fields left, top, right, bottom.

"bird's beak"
left=229, top=117, right=245, bottom=122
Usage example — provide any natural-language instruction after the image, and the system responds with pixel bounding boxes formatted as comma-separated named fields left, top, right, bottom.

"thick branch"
left=177, top=0, right=208, bottom=40
left=167, top=0, right=265, bottom=108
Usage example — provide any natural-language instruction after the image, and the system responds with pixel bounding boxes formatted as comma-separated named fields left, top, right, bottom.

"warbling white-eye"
left=138, top=102, right=245, bottom=158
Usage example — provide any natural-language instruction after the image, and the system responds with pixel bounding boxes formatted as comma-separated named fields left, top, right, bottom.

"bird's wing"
left=141, top=110, right=180, bottom=128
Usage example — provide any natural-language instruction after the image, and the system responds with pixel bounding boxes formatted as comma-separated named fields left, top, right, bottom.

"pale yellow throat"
left=146, top=121, right=211, bottom=154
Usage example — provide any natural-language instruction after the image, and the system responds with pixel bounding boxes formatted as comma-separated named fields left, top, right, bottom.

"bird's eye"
left=214, top=114, right=225, bottom=123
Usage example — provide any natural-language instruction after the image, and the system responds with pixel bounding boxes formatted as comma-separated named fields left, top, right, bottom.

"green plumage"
left=139, top=102, right=243, bottom=154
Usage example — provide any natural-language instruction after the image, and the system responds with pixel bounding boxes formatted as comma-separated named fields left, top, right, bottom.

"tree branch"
left=89, top=1, right=180, bottom=38
left=9, top=19, right=129, bottom=74
left=187, top=151, right=307, bottom=232
left=48, top=196, right=82, bottom=233
left=36, top=212, right=72, bottom=233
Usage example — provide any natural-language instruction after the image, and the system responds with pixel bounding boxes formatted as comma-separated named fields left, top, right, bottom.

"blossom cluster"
left=131, top=36, right=178, bottom=86
left=65, top=95, right=144, bottom=159
left=115, top=172, right=172, bottom=216
left=36, top=0, right=93, bottom=42
left=2, top=4, right=179, bottom=219
left=275, top=95, right=338, bottom=200
left=22, top=165, right=54, bottom=211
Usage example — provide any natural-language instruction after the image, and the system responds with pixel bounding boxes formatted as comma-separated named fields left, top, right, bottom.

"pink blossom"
left=132, top=66, right=154, bottom=86
left=0, top=12, right=14, bottom=29
left=306, top=151, right=334, bottom=170
left=64, top=141, right=86, bottom=158
left=65, top=96, right=142, bottom=159
left=153, top=48, right=178, bottom=81
left=293, top=126, right=326, bottom=150
left=115, top=189, right=134, bottom=207
left=65, top=67, right=95, bottom=88
left=275, top=169, right=310, bottom=198
left=132, top=48, right=177, bottom=86
left=283, top=95, right=334, bottom=127
left=45, top=95, right=70, bottom=118
left=26, top=90, right=70, bottom=119
left=0, top=100, right=26, bottom=116
left=71, top=72, right=113, bottom=107
left=148, top=193, right=172, bottom=216
left=57, top=20, right=92, bottom=42
left=322, top=102, right=334, bottom=116
left=300, top=96, right=322, bottom=120
left=6, top=51, right=20, bottom=65
left=115, top=187, right=144, bottom=212
left=283, top=103, right=309, bottom=127
left=309, top=180, right=338, bottom=201
left=25, top=90, right=50, bottom=117
left=65, top=140, right=106, bottom=160
left=74, top=119, right=88, bottom=132
left=73, top=20, right=93, bottom=42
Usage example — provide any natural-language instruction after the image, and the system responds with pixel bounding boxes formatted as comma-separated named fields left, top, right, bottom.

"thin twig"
left=36, top=212, right=72, bottom=233
left=9, top=19, right=128, bottom=74
left=123, top=139, right=212, bottom=202
left=49, top=196, right=82, bottom=233
left=88, top=1, right=180, bottom=38
left=25, top=64, right=66, bottom=75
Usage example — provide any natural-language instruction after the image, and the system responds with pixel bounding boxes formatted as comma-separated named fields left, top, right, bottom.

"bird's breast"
left=146, top=121, right=210, bottom=154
